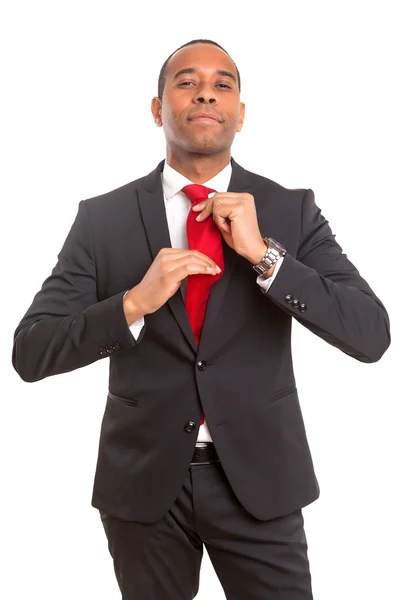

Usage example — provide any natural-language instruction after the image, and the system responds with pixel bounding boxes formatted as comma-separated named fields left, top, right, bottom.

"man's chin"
left=184, top=138, right=223, bottom=154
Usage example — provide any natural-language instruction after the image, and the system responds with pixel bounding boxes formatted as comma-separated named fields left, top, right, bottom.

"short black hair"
left=157, top=39, right=241, bottom=100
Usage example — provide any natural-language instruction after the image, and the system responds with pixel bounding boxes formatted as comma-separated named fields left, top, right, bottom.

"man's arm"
left=263, top=189, right=390, bottom=362
left=12, top=200, right=146, bottom=383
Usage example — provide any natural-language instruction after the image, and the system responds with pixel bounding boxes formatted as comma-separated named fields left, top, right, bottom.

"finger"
left=195, top=195, right=237, bottom=222
left=192, top=201, right=207, bottom=211
left=195, top=199, right=214, bottom=221
left=185, top=264, right=221, bottom=274
left=168, top=260, right=221, bottom=280
left=189, top=251, right=223, bottom=272
left=158, top=249, right=222, bottom=272
left=189, top=249, right=219, bottom=267
left=165, top=253, right=221, bottom=273
left=192, top=191, right=216, bottom=211
left=214, top=214, right=231, bottom=234
left=195, top=200, right=229, bottom=227
left=160, top=249, right=213, bottom=266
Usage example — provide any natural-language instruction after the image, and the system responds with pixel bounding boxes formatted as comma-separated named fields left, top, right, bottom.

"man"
left=12, top=39, right=390, bottom=599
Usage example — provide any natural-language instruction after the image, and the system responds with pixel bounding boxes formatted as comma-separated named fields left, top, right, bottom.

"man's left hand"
left=192, top=192, right=266, bottom=265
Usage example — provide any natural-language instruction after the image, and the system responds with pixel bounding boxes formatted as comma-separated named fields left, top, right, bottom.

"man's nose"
left=196, top=95, right=217, bottom=104
left=195, top=83, right=217, bottom=104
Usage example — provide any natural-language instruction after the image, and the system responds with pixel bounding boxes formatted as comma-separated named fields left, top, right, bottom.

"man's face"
left=152, top=43, right=245, bottom=155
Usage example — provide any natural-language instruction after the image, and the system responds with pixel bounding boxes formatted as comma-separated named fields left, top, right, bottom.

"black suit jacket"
left=12, top=157, right=390, bottom=523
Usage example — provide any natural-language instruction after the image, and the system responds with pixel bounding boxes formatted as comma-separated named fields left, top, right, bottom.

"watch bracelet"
left=252, top=237, right=286, bottom=275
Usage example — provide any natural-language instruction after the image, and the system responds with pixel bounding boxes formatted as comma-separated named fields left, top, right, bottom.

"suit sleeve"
left=264, top=189, right=390, bottom=363
left=12, top=200, right=146, bottom=383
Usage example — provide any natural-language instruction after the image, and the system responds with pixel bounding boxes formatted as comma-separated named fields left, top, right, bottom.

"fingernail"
left=216, top=265, right=222, bottom=273
left=195, top=215, right=201, bottom=221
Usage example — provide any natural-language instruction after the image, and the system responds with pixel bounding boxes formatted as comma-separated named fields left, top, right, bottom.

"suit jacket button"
left=285, top=294, right=293, bottom=304
left=99, top=347, right=107, bottom=356
left=292, top=299, right=300, bottom=308
left=299, top=303, right=307, bottom=312
left=197, top=360, right=207, bottom=371
left=106, top=346, right=114, bottom=354
left=184, top=421, right=196, bottom=433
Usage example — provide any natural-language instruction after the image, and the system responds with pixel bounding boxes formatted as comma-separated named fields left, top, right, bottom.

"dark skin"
left=124, top=44, right=272, bottom=324
left=151, top=43, right=245, bottom=183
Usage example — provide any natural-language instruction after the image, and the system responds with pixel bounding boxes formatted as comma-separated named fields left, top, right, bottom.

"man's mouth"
left=188, top=112, right=221, bottom=123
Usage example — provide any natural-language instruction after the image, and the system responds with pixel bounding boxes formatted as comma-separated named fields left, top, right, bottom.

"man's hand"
left=124, top=248, right=221, bottom=320
left=192, top=192, right=267, bottom=265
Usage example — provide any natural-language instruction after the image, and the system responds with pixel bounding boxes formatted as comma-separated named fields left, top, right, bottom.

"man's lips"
left=188, top=112, right=221, bottom=123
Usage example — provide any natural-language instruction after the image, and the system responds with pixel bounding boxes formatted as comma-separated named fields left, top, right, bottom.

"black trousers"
left=99, top=447, right=314, bottom=599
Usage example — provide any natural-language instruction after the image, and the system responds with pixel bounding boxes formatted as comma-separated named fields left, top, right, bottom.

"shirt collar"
left=162, top=159, right=232, bottom=201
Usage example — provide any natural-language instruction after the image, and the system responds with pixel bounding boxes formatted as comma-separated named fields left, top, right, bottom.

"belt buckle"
left=191, top=442, right=219, bottom=465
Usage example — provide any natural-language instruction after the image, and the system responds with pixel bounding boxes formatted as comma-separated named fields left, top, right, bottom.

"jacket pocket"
left=267, top=384, right=297, bottom=403
left=107, top=391, right=140, bottom=407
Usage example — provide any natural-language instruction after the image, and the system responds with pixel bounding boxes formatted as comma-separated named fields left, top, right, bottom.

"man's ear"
left=237, top=102, right=245, bottom=132
left=151, top=97, right=162, bottom=127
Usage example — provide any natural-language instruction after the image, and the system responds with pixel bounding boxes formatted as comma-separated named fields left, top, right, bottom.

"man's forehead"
left=166, top=45, right=235, bottom=77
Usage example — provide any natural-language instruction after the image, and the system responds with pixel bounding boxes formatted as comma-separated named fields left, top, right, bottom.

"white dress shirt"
left=124, top=160, right=283, bottom=442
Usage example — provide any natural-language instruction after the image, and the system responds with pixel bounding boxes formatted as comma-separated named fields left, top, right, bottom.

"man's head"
left=151, top=40, right=245, bottom=158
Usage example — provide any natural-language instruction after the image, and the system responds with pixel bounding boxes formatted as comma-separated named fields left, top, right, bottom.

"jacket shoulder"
left=82, top=174, right=147, bottom=209
left=244, top=166, right=307, bottom=196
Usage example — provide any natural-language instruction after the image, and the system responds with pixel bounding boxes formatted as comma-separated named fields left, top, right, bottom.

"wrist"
left=123, top=286, right=148, bottom=326
left=251, top=236, right=286, bottom=278
left=262, top=263, right=276, bottom=278
left=248, top=239, right=269, bottom=266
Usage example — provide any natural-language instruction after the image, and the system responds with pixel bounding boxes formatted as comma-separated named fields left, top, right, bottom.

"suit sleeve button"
left=106, top=346, right=114, bottom=354
left=99, top=347, right=107, bottom=356
left=285, top=294, right=293, bottom=304
left=299, top=303, right=307, bottom=312
left=292, top=299, right=300, bottom=308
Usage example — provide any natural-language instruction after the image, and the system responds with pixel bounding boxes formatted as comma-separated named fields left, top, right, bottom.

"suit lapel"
left=137, top=158, right=254, bottom=356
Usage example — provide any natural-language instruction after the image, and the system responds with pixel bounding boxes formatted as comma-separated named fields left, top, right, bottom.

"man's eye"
left=178, top=82, right=231, bottom=88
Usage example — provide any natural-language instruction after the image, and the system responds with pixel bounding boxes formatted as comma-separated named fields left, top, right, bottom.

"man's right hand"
left=123, top=248, right=222, bottom=324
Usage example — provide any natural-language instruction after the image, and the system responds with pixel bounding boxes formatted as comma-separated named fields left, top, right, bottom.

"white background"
left=1, top=1, right=399, bottom=598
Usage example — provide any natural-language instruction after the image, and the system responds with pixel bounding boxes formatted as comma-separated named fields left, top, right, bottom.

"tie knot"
left=182, top=184, right=216, bottom=204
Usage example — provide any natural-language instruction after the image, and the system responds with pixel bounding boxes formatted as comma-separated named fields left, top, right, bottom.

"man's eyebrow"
left=172, top=68, right=237, bottom=84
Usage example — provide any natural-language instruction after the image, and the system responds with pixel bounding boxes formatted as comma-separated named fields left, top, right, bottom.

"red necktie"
left=182, top=184, right=225, bottom=426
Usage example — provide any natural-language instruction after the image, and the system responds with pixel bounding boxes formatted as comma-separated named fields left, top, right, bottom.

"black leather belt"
left=190, top=442, right=220, bottom=465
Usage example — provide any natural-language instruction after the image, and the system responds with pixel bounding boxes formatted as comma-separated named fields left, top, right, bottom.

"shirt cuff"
left=256, top=256, right=284, bottom=293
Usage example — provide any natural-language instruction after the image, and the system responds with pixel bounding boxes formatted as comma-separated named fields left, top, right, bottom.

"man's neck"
left=166, top=149, right=231, bottom=184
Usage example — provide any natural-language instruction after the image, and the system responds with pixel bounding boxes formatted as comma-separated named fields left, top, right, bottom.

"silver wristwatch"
left=252, top=237, right=286, bottom=276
